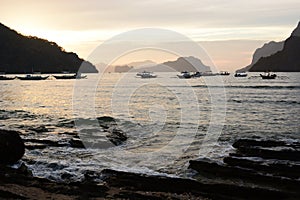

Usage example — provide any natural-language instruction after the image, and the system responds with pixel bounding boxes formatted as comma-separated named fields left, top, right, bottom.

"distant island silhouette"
left=238, top=21, right=300, bottom=72
left=0, top=23, right=98, bottom=73
left=108, top=56, right=211, bottom=73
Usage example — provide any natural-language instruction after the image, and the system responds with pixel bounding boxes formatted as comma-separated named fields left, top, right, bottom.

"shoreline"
left=1, top=138, right=300, bottom=199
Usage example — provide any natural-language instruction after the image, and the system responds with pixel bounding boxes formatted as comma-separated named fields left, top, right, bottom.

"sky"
left=0, top=0, right=299, bottom=71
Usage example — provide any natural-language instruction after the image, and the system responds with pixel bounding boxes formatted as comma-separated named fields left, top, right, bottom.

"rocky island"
left=238, top=21, right=300, bottom=72
left=0, top=23, right=98, bottom=74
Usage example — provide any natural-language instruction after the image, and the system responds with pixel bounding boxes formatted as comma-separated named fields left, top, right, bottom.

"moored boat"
left=53, top=73, right=87, bottom=79
left=234, top=72, right=248, bottom=77
left=177, top=71, right=192, bottom=79
left=17, top=74, right=49, bottom=80
left=0, top=75, right=15, bottom=80
left=219, top=71, right=230, bottom=76
left=139, top=71, right=157, bottom=78
left=260, top=72, right=277, bottom=79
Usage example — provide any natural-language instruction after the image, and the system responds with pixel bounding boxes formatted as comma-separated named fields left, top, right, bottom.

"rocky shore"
left=1, top=129, right=300, bottom=199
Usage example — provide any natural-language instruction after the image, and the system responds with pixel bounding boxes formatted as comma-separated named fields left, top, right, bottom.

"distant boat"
left=200, top=72, right=218, bottom=76
left=17, top=74, right=49, bottom=80
left=139, top=71, right=157, bottom=78
left=0, top=73, right=15, bottom=80
left=177, top=71, right=192, bottom=79
left=53, top=73, right=87, bottom=79
left=192, top=72, right=201, bottom=78
left=219, top=71, right=230, bottom=76
left=260, top=72, right=277, bottom=79
left=234, top=72, right=248, bottom=77
left=136, top=71, right=144, bottom=77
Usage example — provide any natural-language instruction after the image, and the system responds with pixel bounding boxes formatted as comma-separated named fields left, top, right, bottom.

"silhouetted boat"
left=17, top=74, right=49, bottom=80
left=53, top=73, right=87, bottom=79
left=200, top=72, right=218, bottom=76
left=260, top=72, right=277, bottom=79
left=192, top=72, right=201, bottom=78
left=177, top=71, right=192, bottom=79
left=139, top=71, right=157, bottom=78
left=219, top=71, right=230, bottom=76
left=234, top=72, right=248, bottom=77
left=0, top=75, right=15, bottom=80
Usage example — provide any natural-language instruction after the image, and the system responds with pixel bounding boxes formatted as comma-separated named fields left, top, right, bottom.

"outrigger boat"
left=177, top=71, right=192, bottom=79
left=17, top=74, right=49, bottom=80
left=0, top=74, right=15, bottom=80
left=234, top=72, right=248, bottom=77
left=260, top=72, right=277, bottom=79
left=53, top=73, right=87, bottom=79
left=136, top=71, right=157, bottom=78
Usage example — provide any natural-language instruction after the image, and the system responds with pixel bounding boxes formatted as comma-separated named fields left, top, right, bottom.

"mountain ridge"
left=0, top=23, right=98, bottom=73
left=237, top=21, right=300, bottom=72
left=237, top=41, right=284, bottom=72
left=112, top=56, right=211, bottom=72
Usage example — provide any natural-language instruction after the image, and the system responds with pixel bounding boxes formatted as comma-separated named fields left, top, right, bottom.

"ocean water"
left=0, top=72, right=299, bottom=182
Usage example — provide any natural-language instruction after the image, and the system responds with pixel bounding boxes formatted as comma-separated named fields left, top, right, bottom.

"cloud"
left=1, top=0, right=299, bottom=31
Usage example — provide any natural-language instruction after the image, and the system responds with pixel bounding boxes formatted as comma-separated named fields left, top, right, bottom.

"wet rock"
left=233, top=139, right=288, bottom=148
left=236, top=146, right=300, bottom=161
left=232, top=139, right=300, bottom=161
left=97, top=116, right=117, bottom=129
left=106, top=128, right=128, bottom=146
left=28, top=125, right=49, bottom=133
left=0, top=164, right=109, bottom=199
left=25, top=143, right=48, bottom=150
left=102, top=168, right=293, bottom=199
left=0, top=129, right=25, bottom=164
left=69, top=138, right=85, bottom=148
left=224, top=156, right=300, bottom=179
left=188, top=158, right=300, bottom=193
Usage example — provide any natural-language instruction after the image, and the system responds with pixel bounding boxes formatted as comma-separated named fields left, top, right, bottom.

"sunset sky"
left=1, top=0, right=299, bottom=71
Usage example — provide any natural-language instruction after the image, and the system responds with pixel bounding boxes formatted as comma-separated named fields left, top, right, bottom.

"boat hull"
left=17, top=76, right=49, bottom=80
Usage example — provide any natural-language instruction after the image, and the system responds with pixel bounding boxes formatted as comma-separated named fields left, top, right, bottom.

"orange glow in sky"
left=0, top=0, right=299, bottom=71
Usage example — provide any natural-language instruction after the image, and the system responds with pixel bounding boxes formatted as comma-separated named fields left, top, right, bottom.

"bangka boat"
left=219, top=71, right=230, bottom=76
left=17, top=74, right=49, bottom=80
left=234, top=72, right=248, bottom=77
left=177, top=71, right=192, bottom=79
left=139, top=71, right=157, bottom=78
left=191, top=72, right=201, bottom=78
left=200, top=72, right=218, bottom=76
left=53, top=73, right=87, bottom=79
left=260, top=72, right=277, bottom=79
left=0, top=75, right=15, bottom=80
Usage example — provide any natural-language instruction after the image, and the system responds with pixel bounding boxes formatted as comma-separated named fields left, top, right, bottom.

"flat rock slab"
left=101, top=168, right=293, bottom=199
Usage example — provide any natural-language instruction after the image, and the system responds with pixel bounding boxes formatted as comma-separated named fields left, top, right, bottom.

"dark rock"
left=232, top=139, right=300, bottom=161
left=28, top=125, right=49, bottom=133
left=0, top=129, right=25, bottom=164
left=97, top=116, right=117, bottom=129
left=102, top=168, right=294, bottom=199
left=25, top=143, right=48, bottom=150
left=188, top=158, right=300, bottom=192
left=233, top=139, right=287, bottom=148
left=235, top=145, right=300, bottom=161
left=224, top=156, right=300, bottom=179
left=0, top=165, right=108, bottom=199
left=106, top=129, right=128, bottom=146
left=69, top=138, right=85, bottom=148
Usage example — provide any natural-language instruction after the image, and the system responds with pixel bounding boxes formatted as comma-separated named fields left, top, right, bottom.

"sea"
left=0, top=72, right=299, bottom=182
